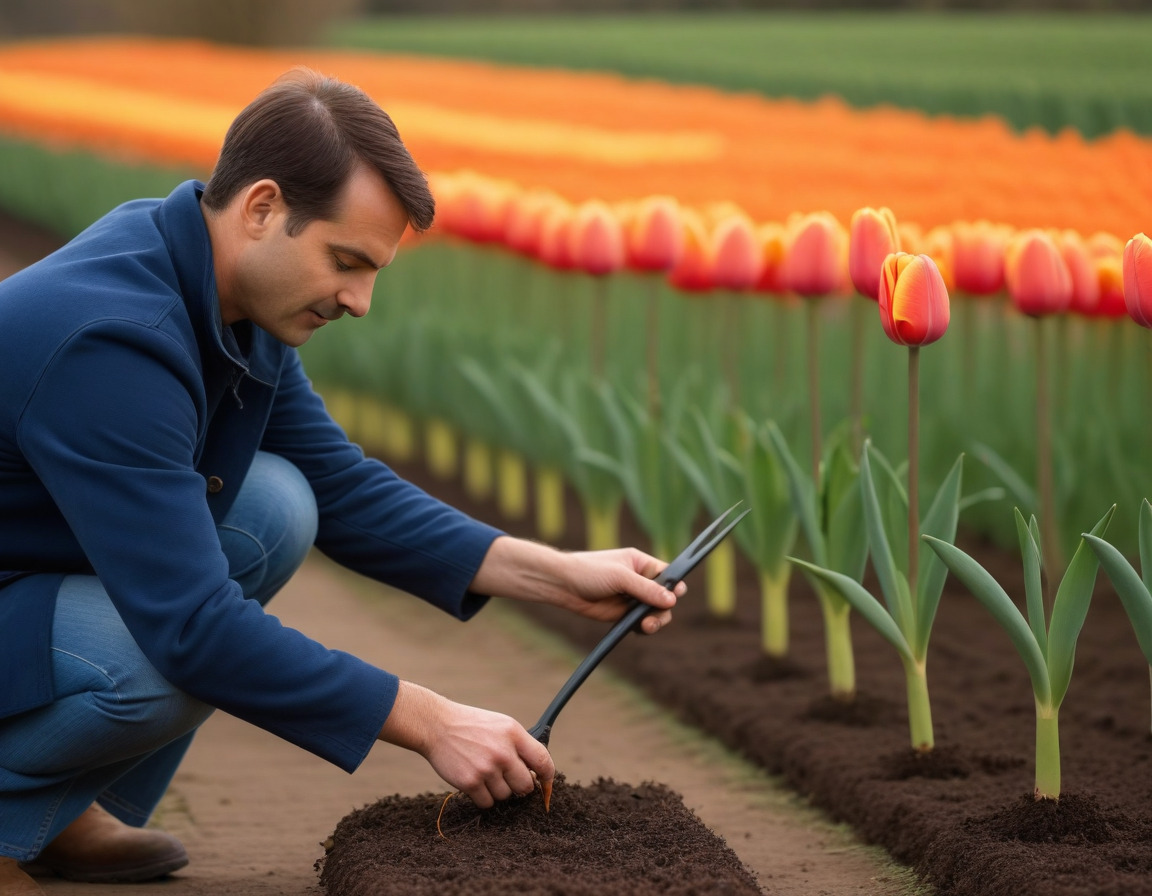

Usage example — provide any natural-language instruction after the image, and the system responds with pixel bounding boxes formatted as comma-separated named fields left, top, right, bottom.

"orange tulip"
left=951, top=220, right=1008, bottom=296
left=568, top=200, right=625, bottom=276
left=438, top=171, right=514, bottom=244
left=626, top=195, right=684, bottom=272
left=877, top=253, right=950, bottom=346
left=849, top=206, right=900, bottom=301
left=1005, top=229, right=1073, bottom=317
left=1094, top=254, right=1128, bottom=320
left=755, top=222, right=788, bottom=294
left=782, top=211, right=846, bottom=297
left=1123, top=233, right=1152, bottom=328
left=709, top=214, right=762, bottom=290
left=667, top=212, right=713, bottom=293
left=921, top=225, right=955, bottom=292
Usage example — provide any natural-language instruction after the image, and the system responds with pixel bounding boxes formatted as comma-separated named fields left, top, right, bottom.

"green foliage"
left=327, top=12, right=1152, bottom=137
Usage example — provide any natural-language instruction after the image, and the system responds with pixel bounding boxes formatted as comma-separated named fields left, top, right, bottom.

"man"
left=0, top=69, right=679, bottom=895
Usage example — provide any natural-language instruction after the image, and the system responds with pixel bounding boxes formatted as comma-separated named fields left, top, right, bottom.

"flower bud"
left=877, top=253, right=951, bottom=346
left=1123, top=232, right=1152, bottom=328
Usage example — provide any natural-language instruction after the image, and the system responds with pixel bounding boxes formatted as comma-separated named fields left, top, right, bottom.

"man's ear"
left=239, top=179, right=285, bottom=237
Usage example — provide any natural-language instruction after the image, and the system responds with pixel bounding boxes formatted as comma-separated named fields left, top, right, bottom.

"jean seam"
left=50, top=648, right=122, bottom=705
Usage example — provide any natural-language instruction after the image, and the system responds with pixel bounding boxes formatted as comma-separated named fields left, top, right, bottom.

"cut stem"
left=814, top=581, right=855, bottom=700
left=534, top=465, right=566, bottom=541
left=1034, top=704, right=1061, bottom=800
left=584, top=501, right=620, bottom=551
left=463, top=438, right=494, bottom=502
left=705, top=537, right=737, bottom=619
left=496, top=449, right=528, bottom=520
left=759, top=564, right=792, bottom=658
left=902, top=656, right=934, bottom=752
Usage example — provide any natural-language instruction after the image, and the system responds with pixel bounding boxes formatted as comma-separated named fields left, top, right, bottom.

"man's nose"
left=337, top=278, right=374, bottom=318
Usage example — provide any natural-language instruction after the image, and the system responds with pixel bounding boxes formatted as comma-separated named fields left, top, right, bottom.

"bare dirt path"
left=2, top=217, right=920, bottom=895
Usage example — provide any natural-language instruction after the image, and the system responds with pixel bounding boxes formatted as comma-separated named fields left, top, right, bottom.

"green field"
left=327, top=12, right=1152, bottom=137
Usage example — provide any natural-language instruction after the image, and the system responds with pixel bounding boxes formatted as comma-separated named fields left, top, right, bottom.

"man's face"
left=223, top=165, right=410, bottom=347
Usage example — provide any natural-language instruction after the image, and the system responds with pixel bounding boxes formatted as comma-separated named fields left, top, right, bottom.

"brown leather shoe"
left=0, top=858, right=44, bottom=895
left=29, top=803, right=188, bottom=883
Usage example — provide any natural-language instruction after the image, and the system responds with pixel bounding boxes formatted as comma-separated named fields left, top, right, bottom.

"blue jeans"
left=0, top=452, right=318, bottom=860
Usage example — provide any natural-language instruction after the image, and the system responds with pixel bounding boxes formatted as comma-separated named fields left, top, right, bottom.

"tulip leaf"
left=790, top=558, right=913, bottom=665
left=1084, top=533, right=1152, bottom=665
left=1141, top=499, right=1152, bottom=595
left=1015, top=509, right=1047, bottom=656
left=1047, top=505, right=1114, bottom=709
left=923, top=535, right=1052, bottom=707
left=913, top=453, right=964, bottom=659
left=860, top=444, right=911, bottom=637
left=824, top=440, right=867, bottom=581
left=971, top=441, right=1036, bottom=515
left=741, top=422, right=799, bottom=572
left=766, top=420, right=825, bottom=566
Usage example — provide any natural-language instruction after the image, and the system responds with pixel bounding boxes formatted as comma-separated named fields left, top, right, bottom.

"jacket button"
left=206, top=475, right=224, bottom=494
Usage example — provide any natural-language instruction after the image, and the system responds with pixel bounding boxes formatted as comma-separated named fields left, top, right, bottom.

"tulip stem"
left=1035, top=317, right=1061, bottom=605
left=851, top=298, right=866, bottom=455
left=807, top=298, right=823, bottom=485
left=645, top=276, right=662, bottom=421
left=908, top=345, right=920, bottom=600
left=591, top=275, right=608, bottom=381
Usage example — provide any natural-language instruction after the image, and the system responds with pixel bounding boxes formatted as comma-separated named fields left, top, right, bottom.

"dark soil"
left=389, top=457, right=1152, bottom=896
left=317, top=775, right=761, bottom=895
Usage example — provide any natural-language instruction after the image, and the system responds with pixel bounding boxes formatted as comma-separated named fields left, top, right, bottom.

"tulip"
left=849, top=206, right=900, bottom=301
left=921, top=226, right=955, bottom=292
left=1123, top=233, right=1152, bottom=328
left=755, top=222, right=788, bottom=295
left=1059, top=230, right=1100, bottom=316
left=1093, top=254, right=1128, bottom=320
left=667, top=212, right=713, bottom=293
left=441, top=171, right=514, bottom=244
left=782, top=211, right=847, bottom=297
left=626, top=195, right=684, bottom=273
left=536, top=200, right=575, bottom=271
left=568, top=200, right=625, bottom=277
left=951, top=219, right=1008, bottom=296
left=1005, top=229, right=1073, bottom=317
left=504, top=189, right=564, bottom=258
left=877, top=253, right=950, bottom=347
left=710, top=214, right=762, bottom=291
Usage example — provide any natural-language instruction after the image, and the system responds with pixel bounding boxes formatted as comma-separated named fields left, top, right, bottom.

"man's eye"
left=334, top=256, right=352, bottom=272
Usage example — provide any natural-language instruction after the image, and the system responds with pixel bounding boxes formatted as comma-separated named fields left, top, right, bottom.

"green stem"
left=463, top=438, right=494, bottom=502
left=759, top=564, right=792, bottom=658
left=425, top=417, right=458, bottom=480
left=591, top=276, right=608, bottom=382
left=496, top=449, right=528, bottom=520
left=705, top=537, right=737, bottom=619
left=584, top=501, right=620, bottom=551
left=807, top=298, right=823, bottom=485
left=902, top=656, right=934, bottom=752
left=851, top=297, right=866, bottom=455
left=908, top=345, right=920, bottom=600
left=1034, top=703, right=1061, bottom=800
left=534, top=465, right=566, bottom=541
left=645, top=276, right=662, bottom=422
left=1035, top=317, right=1061, bottom=602
left=815, top=581, right=855, bottom=700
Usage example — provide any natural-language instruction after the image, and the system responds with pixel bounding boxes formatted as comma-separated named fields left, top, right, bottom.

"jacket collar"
left=155, top=180, right=281, bottom=387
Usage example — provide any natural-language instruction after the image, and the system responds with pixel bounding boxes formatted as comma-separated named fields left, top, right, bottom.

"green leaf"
left=1047, top=504, right=1115, bottom=708
left=860, top=443, right=912, bottom=637
left=1084, top=532, right=1152, bottom=665
left=971, top=441, right=1037, bottom=513
left=923, top=535, right=1052, bottom=706
left=790, top=558, right=913, bottom=664
left=1141, top=499, right=1152, bottom=595
left=1015, top=509, right=1047, bottom=656
left=765, top=420, right=825, bottom=566
left=824, top=441, right=867, bottom=580
left=913, top=453, right=964, bottom=658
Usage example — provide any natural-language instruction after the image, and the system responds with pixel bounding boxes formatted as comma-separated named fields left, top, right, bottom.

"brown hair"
left=201, top=68, right=434, bottom=234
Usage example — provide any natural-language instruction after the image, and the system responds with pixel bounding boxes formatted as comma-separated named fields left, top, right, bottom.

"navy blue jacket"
left=0, top=181, right=503, bottom=772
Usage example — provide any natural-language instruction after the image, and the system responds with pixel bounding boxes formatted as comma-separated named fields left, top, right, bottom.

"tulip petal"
left=1123, top=233, right=1152, bottom=328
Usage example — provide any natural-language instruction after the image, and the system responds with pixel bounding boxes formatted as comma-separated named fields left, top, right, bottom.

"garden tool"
left=528, top=501, right=749, bottom=748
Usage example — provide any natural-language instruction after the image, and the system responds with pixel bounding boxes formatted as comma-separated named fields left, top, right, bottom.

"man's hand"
left=470, top=538, right=684, bottom=635
left=378, top=680, right=553, bottom=809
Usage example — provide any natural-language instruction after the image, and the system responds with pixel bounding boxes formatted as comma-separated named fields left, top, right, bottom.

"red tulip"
left=710, top=214, right=762, bottom=290
left=951, top=220, right=1008, bottom=295
left=1005, top=229, right=1073, bottom=317
left=849, top=206, right=900, bottom=301
left=782, top=211, right=846, bottom=297
left=1123, top=233, right=1152, bottom=328
left=1058, top=230, right=1100, bottom=315
left=568, top=200, right=625, bottom=276
left=438, top=171, right=514, bottom=244
left=755, top=222, right=788, bottom=294
left=626, top=195, right=684, bottom=272
left=536, top=200, right=576, bottom=271
left=877, top=253, right=951, bottom=346
left=504, top=189, right=563, bottom=257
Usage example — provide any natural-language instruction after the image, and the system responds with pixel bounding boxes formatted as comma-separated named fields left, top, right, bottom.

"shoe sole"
left=23, top=849, right=188, bottom=883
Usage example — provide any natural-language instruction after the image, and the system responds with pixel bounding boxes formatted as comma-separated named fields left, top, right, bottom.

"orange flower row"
left=0, top=36, right=1149, bottom=249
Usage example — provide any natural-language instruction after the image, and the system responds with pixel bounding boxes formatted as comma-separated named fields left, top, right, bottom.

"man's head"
left=201, top=68, right=434, bottom=235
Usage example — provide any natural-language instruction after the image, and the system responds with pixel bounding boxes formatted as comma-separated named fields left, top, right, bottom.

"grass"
left=326, top=11, right=1152, bottom=137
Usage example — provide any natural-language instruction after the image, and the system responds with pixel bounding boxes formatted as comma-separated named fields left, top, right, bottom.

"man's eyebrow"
left=330, top=243, right=384, bottom=270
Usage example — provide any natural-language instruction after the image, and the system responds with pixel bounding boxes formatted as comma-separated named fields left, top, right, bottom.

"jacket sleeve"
left=258, top=350, right=504, bottom=618
left=19, top=319, right=396, bottom=772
